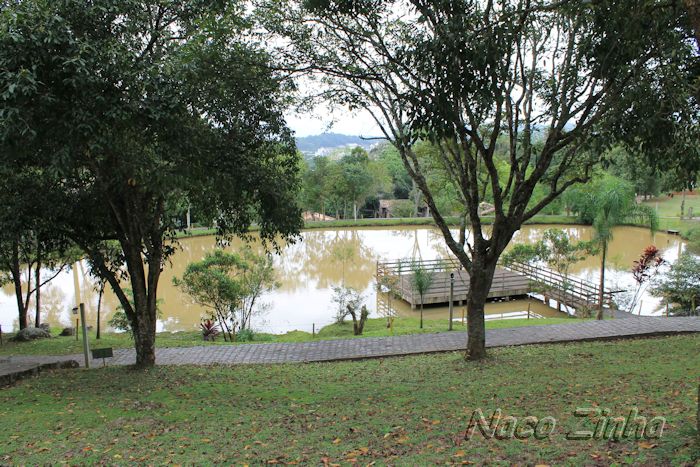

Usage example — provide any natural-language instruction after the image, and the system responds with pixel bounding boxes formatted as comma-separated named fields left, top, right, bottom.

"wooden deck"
left=377, top=258, right=617, bottom=313
left=395, top=268, right=530, bottom=307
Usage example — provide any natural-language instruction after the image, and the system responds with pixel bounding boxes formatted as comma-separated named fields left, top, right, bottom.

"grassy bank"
left=177, top=211, right=700, bottom=241
left=1, top=334, right=697, bottom=464
left=176, top=214, right=584, bottom=239
left=0, top=316, right=581, bottom=357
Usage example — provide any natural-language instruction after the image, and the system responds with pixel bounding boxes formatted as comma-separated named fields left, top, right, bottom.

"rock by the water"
left=12, top=327, right=51, bottom=342
left=59, top=327, right=75, bottom=336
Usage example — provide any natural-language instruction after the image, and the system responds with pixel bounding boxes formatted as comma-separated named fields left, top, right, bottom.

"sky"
left=285, top=103, right=383, bottom=138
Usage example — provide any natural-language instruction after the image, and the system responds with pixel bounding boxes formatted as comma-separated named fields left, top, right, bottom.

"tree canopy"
left=273, top=0, right=698, bottom=359
left=0, top=0, right=302, bottom=365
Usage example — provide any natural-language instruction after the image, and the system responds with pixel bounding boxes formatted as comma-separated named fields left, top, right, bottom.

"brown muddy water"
left=0, top=225, right=685, bottom=333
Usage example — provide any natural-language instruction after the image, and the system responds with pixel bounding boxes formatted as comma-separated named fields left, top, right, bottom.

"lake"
left=0, top=225, right=686, bottom=333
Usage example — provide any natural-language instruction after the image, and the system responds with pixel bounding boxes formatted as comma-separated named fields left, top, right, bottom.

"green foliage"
left=687, top=228, right=700, bottom=255
left=0, top=0, right=301, bottom=364
left=410, top=264, right=433, bottom=300
left=278, top=0, right=694, bottom=358
left=606, top=146, right=661, bottom=198
left=651, top=254, right=700, bottom=316
left=235, top=328, right=257, bottom=342
left=107, top=311, right=132, bottom=337
left=565, top=174, right=658, bottom=238
left=503, top=226, right=596, bottom=274
left=389, top=200, right=415, bottom=218
left=502, top=244, right=545, bottom=267
left=373, top=143, right=412, bottom=199
left=301, top=149, right=392, bottom=219
left=108, top=289, right=164, bottom=336
left=411, top=262, right=433, bottom=329
left=174, top=248, right=278, bottom=341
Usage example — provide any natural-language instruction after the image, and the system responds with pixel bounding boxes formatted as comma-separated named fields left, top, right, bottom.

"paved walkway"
left=2, top=317, right=699, bottom=371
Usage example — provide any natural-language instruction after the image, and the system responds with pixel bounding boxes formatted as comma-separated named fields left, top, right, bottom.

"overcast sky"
left=285, top=104, right=383, bottom=137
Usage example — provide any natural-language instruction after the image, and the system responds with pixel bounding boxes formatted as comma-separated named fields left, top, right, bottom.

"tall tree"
left=0, top=0, right=301, bottom=366
left=566, top=175, right=658, bottom=318
left=275, top=0, right=695, bottom=359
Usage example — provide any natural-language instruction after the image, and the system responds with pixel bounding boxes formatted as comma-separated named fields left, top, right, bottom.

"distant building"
left=302, top=211, right=335, bottom=221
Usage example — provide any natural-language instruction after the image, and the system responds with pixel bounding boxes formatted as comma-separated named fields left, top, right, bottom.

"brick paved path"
left=3, top=317, right=699, bottom=370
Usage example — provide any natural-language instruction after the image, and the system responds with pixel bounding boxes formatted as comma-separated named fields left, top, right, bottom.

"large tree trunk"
left=121, top=239, right=160, bottom=368
left=132, top=301, right=157, bottom=367
left=466, top=260, right=497, bottom=361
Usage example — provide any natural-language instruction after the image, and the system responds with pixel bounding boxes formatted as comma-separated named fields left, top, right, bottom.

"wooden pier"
left=376, top=258, right=616, bottom=313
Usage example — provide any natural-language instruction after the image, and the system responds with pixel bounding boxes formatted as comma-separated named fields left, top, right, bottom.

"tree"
left=567, top=175, right=658, bottom=319
left=237, top=248, right=279, bottom=332
left=606, top=146, right=660, bottom=199
left=175, top=248, right=278, bottom=342
left=0, top=168, right=77, bottom=329
left=373, top=143, right=413, bottom=199
left=651, top=254, right=700, bottom=315
left=0, top=1, right=301, bottom=366
left=411, top=263, right=433, bottom=329
left=276, top=0, right=693, bottom=359
left=342, top=148, right=376, bottom=220
left=331, top=285, right=365, bottom=331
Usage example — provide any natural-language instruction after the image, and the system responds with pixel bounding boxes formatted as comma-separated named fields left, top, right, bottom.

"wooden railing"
left=376, top=257, right=618, bottom=311
left=503, top=261, right=615, bottom=309
left=378, top=257, right=461, bottom=275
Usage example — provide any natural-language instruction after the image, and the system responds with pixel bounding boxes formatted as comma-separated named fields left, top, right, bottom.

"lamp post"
left=72, top=306, right=79, bottom=342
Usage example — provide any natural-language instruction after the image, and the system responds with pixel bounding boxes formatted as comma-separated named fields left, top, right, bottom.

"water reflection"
left=0, top=225, right=685, bottom=332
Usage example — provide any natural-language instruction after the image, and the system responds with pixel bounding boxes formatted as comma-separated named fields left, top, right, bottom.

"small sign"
left=92, top=348, right=113, bottom=359
left=92, top=347, right=113, bottom=367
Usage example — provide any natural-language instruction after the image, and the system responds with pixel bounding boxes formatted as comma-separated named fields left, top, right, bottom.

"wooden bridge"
left=376, top=258, right=617, bottom=314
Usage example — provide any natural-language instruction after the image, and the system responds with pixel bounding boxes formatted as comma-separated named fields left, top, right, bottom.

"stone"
left=59, top=327, right=75, bottom=336
left=12, top=327, right=51, bottom=342
left=38, top=323, right=50, bottom=331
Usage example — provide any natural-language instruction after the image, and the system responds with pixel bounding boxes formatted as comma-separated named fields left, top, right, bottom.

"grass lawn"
left=1, top=335, right=698, bottom=464
left=0, top=316, right=582, bottom=357
left=642, top=193, right=700, bottom=219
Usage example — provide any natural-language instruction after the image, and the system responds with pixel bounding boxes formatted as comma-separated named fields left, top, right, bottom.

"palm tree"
left=589, top=178, right=657, bottom=319
left=411, top=263, right=433, bottom=329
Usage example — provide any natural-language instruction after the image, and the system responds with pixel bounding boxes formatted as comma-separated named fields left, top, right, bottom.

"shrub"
left=650, top=254, right=700, bottom=316
left=200, top=319, right=220, bottom=341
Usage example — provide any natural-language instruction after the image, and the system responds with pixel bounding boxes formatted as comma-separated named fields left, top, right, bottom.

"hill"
left=295, top=132, right=380, bottom=154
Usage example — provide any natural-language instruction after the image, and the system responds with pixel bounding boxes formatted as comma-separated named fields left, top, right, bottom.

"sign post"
left=79, top=303, right=90, bottom=369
